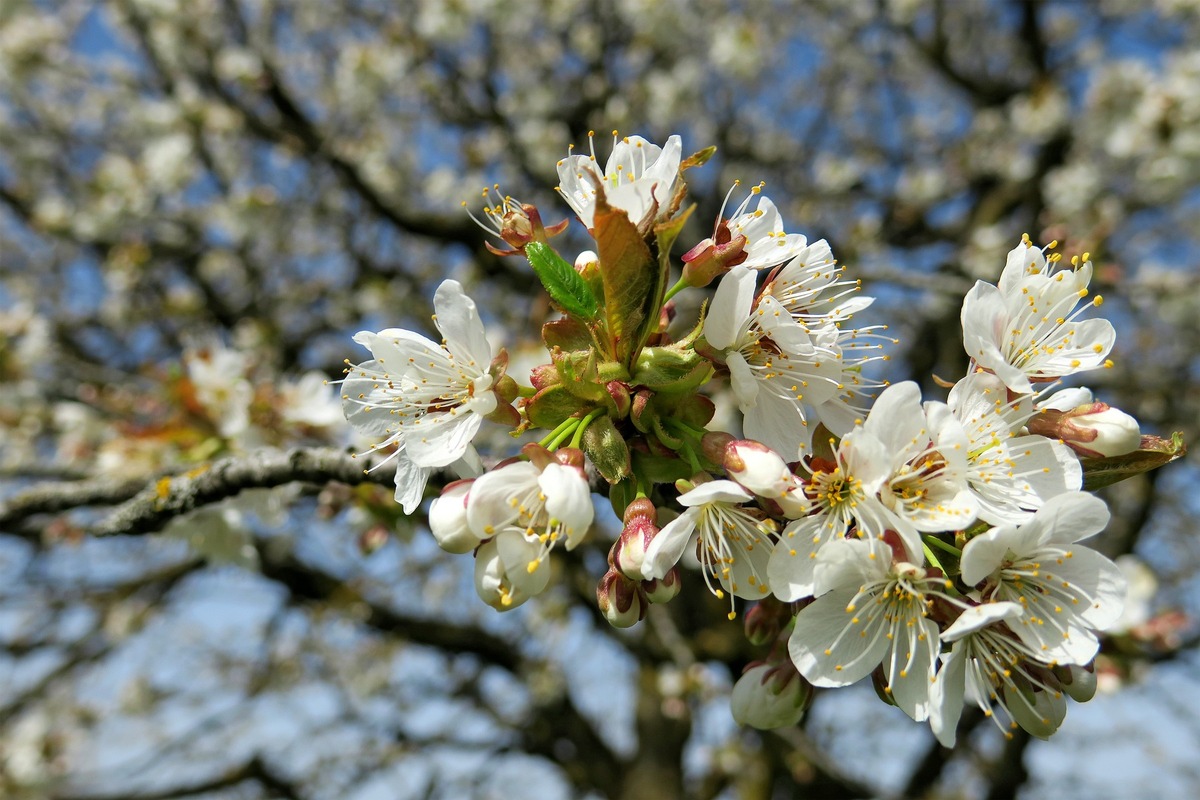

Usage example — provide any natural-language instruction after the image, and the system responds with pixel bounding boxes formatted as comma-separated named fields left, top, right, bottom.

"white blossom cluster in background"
left=339, top=132, right=1177, bottom=743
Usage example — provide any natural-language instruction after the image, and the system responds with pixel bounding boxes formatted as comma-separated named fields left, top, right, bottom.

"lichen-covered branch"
left=0, top=448, right=407, bottom=538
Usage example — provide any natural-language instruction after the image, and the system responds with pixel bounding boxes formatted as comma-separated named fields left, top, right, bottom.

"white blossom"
left=466, top=458, right=594, bottom=567
left=474, top=530, right=552, bottom=611
left=959, top=492, right=1126, bottom=665
left=705, top=265, right=842, bottom=458
left=642, top=480, right=777, bottom=613
left=947, top=370, right=1081, bottom=524
left=961, top=238, right=1115, bottom=393
left=341, top=280, right=500, bottom=512
left=556, top=132, right=682, bottom=229
left=930, top=602, right=1068, bottom=747
left=788, top=537, right=948, bottom=721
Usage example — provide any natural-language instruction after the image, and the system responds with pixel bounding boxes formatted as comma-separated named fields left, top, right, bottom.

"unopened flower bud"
left=529, top=363, right=559, bottom=390
left=358, top=524, right=390, bottom=555
left=743, top=596, right=789, bottom=646
left=597, top=568, right=648, bottom=628
left=605, top=380, right=632, bottom=418
left=730, top=662, right=812, bottom=729
left=1028, top=402, right=1142, bottom=459
left=679, top=224, right=749, bottom=289
left=575, top=249, right=599, bottom=275
left=642, top=566, right=681, bottom=604
left=611, top=498, right=660, bottom=580
left=429, top=480, right=483, bottom=554
left=724, top=439, right=808, bottom=518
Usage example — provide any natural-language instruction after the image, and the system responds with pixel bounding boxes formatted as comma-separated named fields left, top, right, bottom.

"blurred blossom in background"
left=1, top=2, right=1199, bottom=799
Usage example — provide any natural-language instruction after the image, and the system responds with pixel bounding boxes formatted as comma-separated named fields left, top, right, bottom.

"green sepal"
left=651, top=415, right=683, bottom=450
left=608, top=479, right=638, bottom=519
left=632, top=344, right=713, bottom=394
left=674, top=394, right=716, bottom=430
left=582, top=414, right=631, bottom=483
left=525, top=384, right=592, bottom=430
left=552, top=348, right=605, bottom=402
left=526, top=241, right=599, bottom=321
left=631, top=449, right=693, bottom=485
left=542, top=317, right=594, bottom=352
left=1080, top=432, right=1187, bottom=490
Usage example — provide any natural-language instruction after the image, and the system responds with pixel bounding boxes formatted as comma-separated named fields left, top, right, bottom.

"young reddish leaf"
left=593, top=192, right=656, bottom=365
left=1081, top=432, right=1187, bottom=490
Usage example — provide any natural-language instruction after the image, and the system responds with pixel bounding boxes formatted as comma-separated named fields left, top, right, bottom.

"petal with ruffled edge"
left=433, top=280, right=492, bottom=368
left=393, top=455, right=432, bottom=515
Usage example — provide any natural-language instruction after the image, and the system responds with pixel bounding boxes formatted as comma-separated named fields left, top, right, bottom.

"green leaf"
left=526, top=241, right=599, bottom=321
left=631, top=449, right=692, bottom=485
left=1081, top=432, right=1187, bottom=490
left=632, top=204, right=696, bottom=356
left=593, top=192, right=657, bottom=365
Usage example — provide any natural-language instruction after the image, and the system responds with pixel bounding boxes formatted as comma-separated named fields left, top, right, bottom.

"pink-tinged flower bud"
left=575, top=249, right=598, bottom=273
left=605, top=380, right=632, bottom=418
left=724, top=439, right=808, bottom=518
left=700, top=431, right=736, bottom=466
left=597, top=568, right=648, bottom=628
left=529, top=363, right=559, bottom=391
left=429, top=480, right=483, bottom=554
left=642, top=566, right=681, bottom=604
left=1028, top=402, right=1142, bottom=459
left=730, top=662, right=812, bottom=729
left=358, top=524, right=391, bottom=556
left=679, top=223, right=749, bottom=289
left=611, top=498, right=659, bottom=580
left=743, top=596, right=789, bottom=646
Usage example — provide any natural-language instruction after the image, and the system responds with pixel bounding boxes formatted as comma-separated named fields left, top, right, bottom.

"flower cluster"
left=339, top=131, right=1183, bottom=742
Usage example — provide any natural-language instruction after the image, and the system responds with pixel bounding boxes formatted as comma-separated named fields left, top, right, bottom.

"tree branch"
left=0, top=448, right=404, bottom=538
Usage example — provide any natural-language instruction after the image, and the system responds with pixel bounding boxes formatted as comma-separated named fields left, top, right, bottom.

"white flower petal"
left=788, top=587, right=890, bottom=687
left=707, top=266, right=757, bottom=350
left=641, top=508, right=699, bottom=580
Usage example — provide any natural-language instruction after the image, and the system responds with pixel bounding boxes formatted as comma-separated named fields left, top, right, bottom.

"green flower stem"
left=517, top=384, right=537, bottom=398
left=922, top=534, right=962, bottom=557
left=665, top=418, right=708, bottom=439
left=539, top=417, right=578, bottom=449
left=922, top=542, right=946, bottom=575
left=662, top=275, right=690, bottom=303
left=569, top=408, right=604, bottom=450
left=679, top=440, right=703, bottom=474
